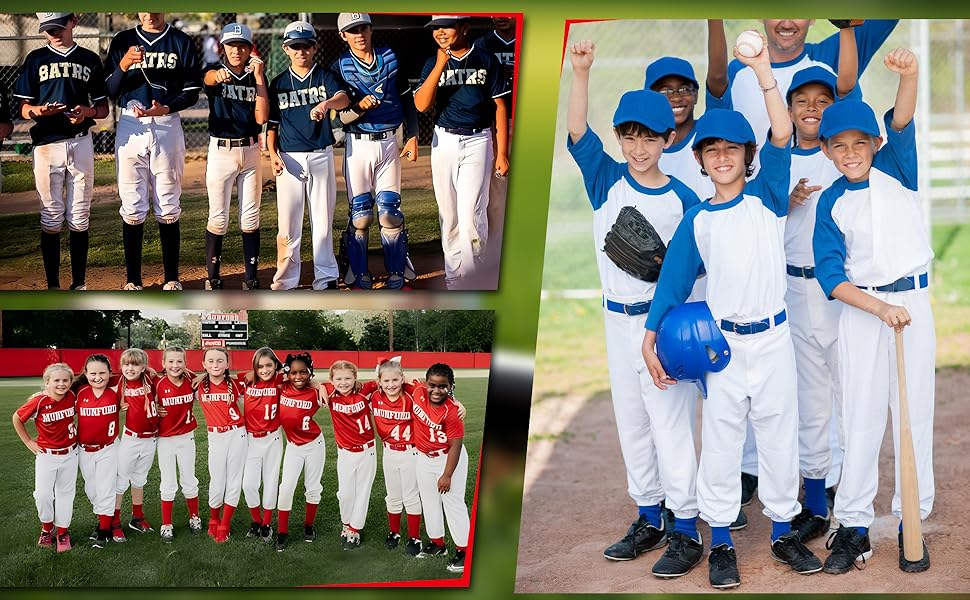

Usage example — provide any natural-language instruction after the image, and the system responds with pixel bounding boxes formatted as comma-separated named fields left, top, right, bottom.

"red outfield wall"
left=0, top=350, right=491, bottom=377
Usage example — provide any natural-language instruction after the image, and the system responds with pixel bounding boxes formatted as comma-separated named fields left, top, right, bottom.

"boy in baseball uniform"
left=14, top=13, right=108, bottom=291
left=267, top=21, right=350, bottom=290
left=814, top=48, right=934, bottom=574
left=567, top=40, right=705, bottom=578
left=332, top=12, right=419, bottom=290
left=105, top=12, right=202, bottom=290
left=203, top=23, right=269, bottom=291
left=642, top=36, right=822, bottom=588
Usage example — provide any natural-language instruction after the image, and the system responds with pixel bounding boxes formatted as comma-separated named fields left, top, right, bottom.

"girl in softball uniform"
left=275, top=352, right=327, bottom=552
left=73, top=354, right=122, bottom=548
left=12, top=362, right=78, bottom=552
left=113, top=347, right=159, bottom=541
left=155, top=346, right=201, bottom=541
left=197, top=347, right=248, bottom=542
left=323, top=360, right=377, bottom=550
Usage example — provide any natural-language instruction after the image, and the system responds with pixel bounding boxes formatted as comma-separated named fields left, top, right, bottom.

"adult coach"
left=202, top=23, right=269, bottom=291
left=105, top=12, right=202, bottom=291
left=414, top=15, right=510, bottom=290
left=332, top=12, right=419, bottom=290
left=14, top=13, right=108, bottom=291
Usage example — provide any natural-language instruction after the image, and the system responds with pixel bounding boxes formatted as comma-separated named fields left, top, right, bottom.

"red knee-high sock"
left=209, top=506, right=221, bottom=522
left=56, top=526, right=69, bottom=536
left=304, top=502, right=318, bottom=526
left=161, top=500, right=174, bottom=526
left=112, top=508, right=121, bottom=528
left=186, top=496, right=199, bottom=518
left=278, top=510, right=290, bottom=534
left=98, top=514, right=113, bottom=531
left=249, top=506, right=261, bottom=523
left=388, top=512, right=402, bottom=534
left=42, top=522, right=54, bottom=533
left=132, top=503, right=144, bottom=519
left=433, top=536, right=445, bottom=546
left=220, top=505, right=236, bottom=529
left=407, top=513, right=422, bottom=538
left=262, top=508, right=273, bottom=526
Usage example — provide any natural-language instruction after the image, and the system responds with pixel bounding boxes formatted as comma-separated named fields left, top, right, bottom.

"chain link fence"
left=0, top=12, right=502, bottom=157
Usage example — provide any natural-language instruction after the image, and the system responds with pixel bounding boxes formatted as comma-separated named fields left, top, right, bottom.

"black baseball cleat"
left=791, top=508, right=830, bottom=543
left=304, top=525, right=316, bottom=542
left=708, top=544, right=741, bottom=589
left=405, top=537, right=423, bottom=556
left=418, top=541, right=447, bottom=557
left=823, top=526, right=872, bottom=574
left=385, top=531, right=401, bottom=550
left=741, top=473, right=759, bottom=507
left=446, top=549, right=466, bottom=573
left=89, top=527, right=99, bottom=541
left=602, top=515, right=666, bottom=561
left=898, top=532, right=930, bottom=572
left=661, top=502, right=676, bottom=537
left=91, top=531, right=110, bottom=549
left=651, top=531, right=703, bottom=578
left=260, top=524, right=273, bottom=543
left=771, top=532, right=823, bottom=574
left=129, top=517, right=154, bottom=533
left=205, top=278, right=224, bottom=290
left=246, top=521, right=261, bottom=538
left=730, top=508, right=748, bottom=531
left=275, top=532, right=288, bottom=552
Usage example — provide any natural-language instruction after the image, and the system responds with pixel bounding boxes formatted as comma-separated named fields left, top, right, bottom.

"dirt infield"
left=516, top=367, right=970, bottom=593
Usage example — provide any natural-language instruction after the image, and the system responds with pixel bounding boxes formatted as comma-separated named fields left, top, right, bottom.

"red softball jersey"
left=198, top=377, right=245, bottom=429
left=155, top=376, right=197, bottom=437
left=240, top=373, right=283, bottom=434
left=411, top=384, right=464, bottom=454
left=118, top=375, right=159, bottom=436
left=75, top=385, right=121, bottom=446
left=16, top=391, right=77, bottom=450
left=368, top=387, right=415, bottom=447
left=278, top=382, right=322, bottom=446
left=323, top=383, right=375, bottom=450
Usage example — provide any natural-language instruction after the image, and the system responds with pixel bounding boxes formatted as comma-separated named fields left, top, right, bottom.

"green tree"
left=3, top=311, right=140, bottom=348
left=359, top=313, right=390, bottom=351
left=248, top=311, right=358, bottom=350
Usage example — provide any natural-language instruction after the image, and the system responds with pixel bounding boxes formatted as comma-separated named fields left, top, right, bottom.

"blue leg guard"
left=377, top=191, right=411, bottom=288
left=342, top=192, right=374, bottom=289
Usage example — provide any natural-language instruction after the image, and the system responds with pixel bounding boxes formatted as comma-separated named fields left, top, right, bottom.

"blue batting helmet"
left=656, top=301, right=731, bottom=398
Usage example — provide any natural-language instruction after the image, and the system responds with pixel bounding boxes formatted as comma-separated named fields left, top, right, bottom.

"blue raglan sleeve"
left=873, top=109, right=918, bottom=191
left=746, top=136, right=791, bottom=217
left=813, top=185, right=850, bottom=298
left=645, top=210, right=704, bottom=331
left=704, top=86, right=732, bottom=111
left=566, top=127, right=624, bottom=211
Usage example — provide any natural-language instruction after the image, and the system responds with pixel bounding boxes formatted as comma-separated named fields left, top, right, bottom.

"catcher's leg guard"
left=376, top=191, right=411, bottom=289
left=342, top=192, right=374, bottom=289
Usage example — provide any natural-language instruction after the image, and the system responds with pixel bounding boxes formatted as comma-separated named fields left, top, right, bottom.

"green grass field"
left=0, top=376, right=486, bottom=587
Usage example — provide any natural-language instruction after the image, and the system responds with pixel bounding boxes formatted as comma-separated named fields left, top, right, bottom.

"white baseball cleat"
left=162, top=281, right=183, bottom=290
left=122, top=283, right=143, bottom=291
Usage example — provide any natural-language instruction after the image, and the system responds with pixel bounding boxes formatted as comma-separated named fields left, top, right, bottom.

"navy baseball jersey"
left=332, top=47, right=411, bottom=136
left=13, top=44, right=107, bottom=145
left=417, top=44, right=510, bottom=130
left=268, top=64, right=346, bottom=152
left=104, top=24, right=202, bottom=114
left=473, top=31, right=515, bottom=112
left=204, top=67, right=262, bottom=139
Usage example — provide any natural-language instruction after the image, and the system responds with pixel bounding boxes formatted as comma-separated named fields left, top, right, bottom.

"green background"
left=2, top=1, right=968, bottom=598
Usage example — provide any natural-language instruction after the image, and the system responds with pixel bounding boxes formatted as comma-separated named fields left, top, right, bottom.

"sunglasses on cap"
left=288, top=43, right=313, bottom=51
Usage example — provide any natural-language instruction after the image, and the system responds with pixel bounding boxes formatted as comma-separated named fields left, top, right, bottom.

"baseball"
left=735, top=30, right=764, bottom=58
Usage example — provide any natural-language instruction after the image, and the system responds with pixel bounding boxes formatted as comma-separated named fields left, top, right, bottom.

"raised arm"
left=706, top=20, right=728, bottom=99
left=734, top=32, right=790, bottom=147
left=885, top=47, right=918, bottom=131
left=836, top=27, right=859, bottom=98
left=567, top=40, right=595, bottom=143
left=413, top=50, right=449, bottom=113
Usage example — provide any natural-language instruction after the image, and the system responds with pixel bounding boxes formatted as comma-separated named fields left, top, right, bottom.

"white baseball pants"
left=34, top=447, right=79, bottom=527
left=116, top=432, right=157, bottom=492
left=115, top=112, right=184, bottom=225
left=430, top=126, right=492, bottom=288
left=157, top=432, right=199, bottom=502
left=383, top=446, right=421, bottom=515
left=834, top=289, right=935, bottom=527
left=277, top=434, right=326, bottom=511
left=336, top=446, right=377, bottom=531
left=79, top=441, right=119, bottom=517
left=33, top=134, right=94, bottom=233
left=205, top=138, right=262, bottom=235
left=243, top=430, right=283, bottom=510
left=344, top=133, right=401, bottom=198
left=271, top=148, right=338, bottom=290
left=416, top=446, right=469, bottom=547
left=207, top=428, right=248, bottom=508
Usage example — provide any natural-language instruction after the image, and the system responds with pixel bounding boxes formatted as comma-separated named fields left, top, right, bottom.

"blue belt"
left=786, top=264, right=815, bottom=279
left=603, top=297, right=651, bottom=316
left=720, top=309, right=787, bottom=335
left=856, top=273, right=928, bottom=293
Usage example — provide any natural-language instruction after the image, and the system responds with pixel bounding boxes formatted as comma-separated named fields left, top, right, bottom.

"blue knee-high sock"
left=638, top=504, right=662, bottom=528
left=674, top=517, right=699, bottom=542
left=711, top=526, right=733, bottom=548
left=856, top=526, right=869, bottom=536
left=771, top=520, right=791, bottom=541
left=803, top=477, right=828, bottom=517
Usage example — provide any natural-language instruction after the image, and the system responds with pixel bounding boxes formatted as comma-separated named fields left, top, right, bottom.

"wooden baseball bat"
left=894, top=329, right=923, bottom=562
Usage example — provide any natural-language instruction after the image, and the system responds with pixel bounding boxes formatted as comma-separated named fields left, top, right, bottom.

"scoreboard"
left=200, top=311, right=249, bottom=347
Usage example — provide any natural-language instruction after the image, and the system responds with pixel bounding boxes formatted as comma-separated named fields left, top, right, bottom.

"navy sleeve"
left=416, top=56, right=435, bottom=89
left=13, top=55, right=37, bottom=102
left=565, top=127, right=624, bottom=211
left=323, top=68, right=348, bottom=100
left=873, top=109, right=918, bottom=191
left=487, top=52, right=510, bottom=99
left=104, top=35, right=125, bottom=99
left=813, top=183, right=850, bottom=298
left=165, top=34, right=202, bottom=114
left=645, top=209, right=705, bottom=331
left=746, top=137, right=791, bottom=217
left=267, top=77, right=280, bottom=127
left=87, top=56, right=109, bottom=104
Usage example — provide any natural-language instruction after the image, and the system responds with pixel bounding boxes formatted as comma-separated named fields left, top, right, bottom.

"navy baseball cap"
left=612, top=89, right=675, bottom=132
left=37, top=13, right=73, bottom=33
left=220, top=23, right=253, bottom=45
left=282, top=21, right=316, bottom=46
left=819, top=99, right=880, bottom=140
left=786, top=66, right=837, bottom=104
left=426, top=15, right=469, bottom=28
left=692, top=109, right=756, bottom=149
left=644, top=56, right=699, bottom=91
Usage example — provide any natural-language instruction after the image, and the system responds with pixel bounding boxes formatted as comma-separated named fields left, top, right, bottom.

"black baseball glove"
left=829, top=19, right=865, bottom=29
left=602, top=206, right=666, bottom=282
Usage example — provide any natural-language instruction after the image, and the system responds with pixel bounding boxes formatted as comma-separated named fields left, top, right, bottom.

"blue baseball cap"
left=786, top=66, right=837, bottom=104
left=644, top=56, right=699, bottom=91
left=819, top=99, right=880, bottom=140
left=692, top=109, right=756, bottom=149
left=612, top=89, right=675, bottom=132
left=282, top=21, right=316, bottom=46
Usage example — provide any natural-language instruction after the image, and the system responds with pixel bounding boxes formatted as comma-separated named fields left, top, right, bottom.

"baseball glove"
left=828, top=19, right=865, bottom=29
left=602, top=206, right=666, bottom=282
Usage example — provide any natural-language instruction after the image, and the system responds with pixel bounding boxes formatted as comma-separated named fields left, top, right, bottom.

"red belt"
left=248, top=427, right=279, bottom=438
left=82, top=441, right=115, bottom=452
left=383, top=441, right=413, bottom=451
left=342, top=440, right=376, bottom=453
left=124, top=428, right=157, bottom=439
left=425, top=448, right=449, bottom=458
left=40, top=445, right=77, bottom=456
left=208, top=424, right=243, bottom=433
